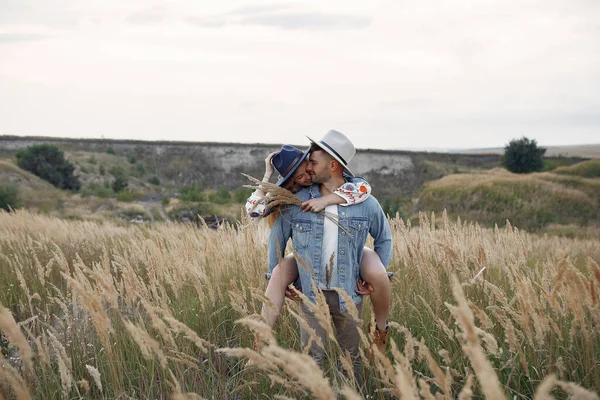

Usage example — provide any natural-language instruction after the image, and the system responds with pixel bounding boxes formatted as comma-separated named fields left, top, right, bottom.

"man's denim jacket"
left=267, top=182, right=393, bottom=312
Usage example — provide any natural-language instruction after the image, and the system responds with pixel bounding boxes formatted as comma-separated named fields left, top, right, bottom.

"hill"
left=1, top=136, right=597, bottom=233
left=1, top=135, right=585, bottom=198
left=417, top=168, right=600, bottom=231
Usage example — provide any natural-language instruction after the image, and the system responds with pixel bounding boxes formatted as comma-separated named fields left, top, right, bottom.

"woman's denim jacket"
left=267, top=182, right=393, bottom=312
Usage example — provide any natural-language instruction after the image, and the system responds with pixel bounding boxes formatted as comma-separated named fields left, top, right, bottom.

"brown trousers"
left=300, top=290, right=364, bottom=382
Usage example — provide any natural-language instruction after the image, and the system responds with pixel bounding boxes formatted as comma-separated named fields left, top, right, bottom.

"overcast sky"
left=0, top=0, right=598, bottom=151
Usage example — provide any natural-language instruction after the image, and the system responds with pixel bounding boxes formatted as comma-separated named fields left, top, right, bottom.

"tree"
left=502, top=137, right=546, bottom=173
left=16, top=144, right=81, bottom=190
left=0, top=184, right=21, bottom=212
left=112, top=174, right=129, bottom=193
left=109, top=166, right=128, bottom=193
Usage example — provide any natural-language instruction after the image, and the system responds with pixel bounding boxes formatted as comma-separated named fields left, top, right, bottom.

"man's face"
left=282, top=160, right=312, bottom=193
left=306, top=150, right=331, bottom=184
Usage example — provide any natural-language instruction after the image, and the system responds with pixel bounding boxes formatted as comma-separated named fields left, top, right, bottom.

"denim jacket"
left=267, top=182, right=393, bottom=312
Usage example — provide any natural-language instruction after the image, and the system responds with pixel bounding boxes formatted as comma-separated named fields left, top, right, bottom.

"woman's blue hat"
left=272, top=145, right=310, bottom=187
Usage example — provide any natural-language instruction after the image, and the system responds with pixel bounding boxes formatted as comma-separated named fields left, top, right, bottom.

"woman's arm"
left=301, top=180, right=372, bottom=213
left=245, top=151, right=277, bottom=218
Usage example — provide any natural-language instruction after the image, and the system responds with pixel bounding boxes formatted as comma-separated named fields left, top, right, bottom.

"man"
left=267, top=130, right=393, bottom=375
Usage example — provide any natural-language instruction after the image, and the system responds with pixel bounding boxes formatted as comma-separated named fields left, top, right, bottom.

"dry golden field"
left=0, top=210, right=599, bottom=399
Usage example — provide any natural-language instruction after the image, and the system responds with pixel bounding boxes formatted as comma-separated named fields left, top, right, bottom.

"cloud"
left=240, top=12, right=370, bottom=30
left=186, top=4, right=370, bottom=30
left=185, top=16, right=228, bottom=28
left=0, top=33, right=45, bottom=43
left=224, top=4, right=293, bottom=16
left=126, top=7, right=167, bottom=25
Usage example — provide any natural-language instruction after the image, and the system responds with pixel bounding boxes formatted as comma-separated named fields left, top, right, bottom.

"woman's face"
left=283, top=160, right=312, bottom=193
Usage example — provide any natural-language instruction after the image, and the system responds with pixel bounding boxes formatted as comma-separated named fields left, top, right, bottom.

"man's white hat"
left=306, top=129, right=356, bottom=176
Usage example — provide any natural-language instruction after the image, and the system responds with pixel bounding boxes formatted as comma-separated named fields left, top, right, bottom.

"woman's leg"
left=261, top=255, right=299, bottom=327
left=360, top=248, right=391, bottom=331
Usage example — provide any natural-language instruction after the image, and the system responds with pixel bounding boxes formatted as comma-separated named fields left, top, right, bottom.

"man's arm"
left=368, top=199, right=393, bottom=268
left=267, top=210, right=293, bottom=278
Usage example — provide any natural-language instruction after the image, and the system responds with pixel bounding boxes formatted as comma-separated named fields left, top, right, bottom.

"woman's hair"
left=268, top=211, right=279, bottom=227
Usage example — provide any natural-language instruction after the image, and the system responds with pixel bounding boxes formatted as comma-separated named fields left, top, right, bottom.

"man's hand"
left=264, top=151, right=277, bottom=179
left=301, top=197, right=330, bottom=213
left=285, top=285, right=302, bottom=301
left=355, top=279, right=374, bottom=296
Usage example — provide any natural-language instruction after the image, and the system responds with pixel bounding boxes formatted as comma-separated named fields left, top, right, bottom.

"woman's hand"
left=301, top=197, right=331, bottom=213
left=355, top=279, right=374, bottom=296
left=285, top=285, right=302, bottom=301
left=301, top=193, right=344, bottom=213
left=264, top=151, right=277, bottom=180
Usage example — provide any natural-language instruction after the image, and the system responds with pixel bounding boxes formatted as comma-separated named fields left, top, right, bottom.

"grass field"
left=0, top=210, right=598, bottom=399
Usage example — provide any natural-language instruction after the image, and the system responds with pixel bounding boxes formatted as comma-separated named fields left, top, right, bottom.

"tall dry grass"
left=0, top=209, right=598, bottom=399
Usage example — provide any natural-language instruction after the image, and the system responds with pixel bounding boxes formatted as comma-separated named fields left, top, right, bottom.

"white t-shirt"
left=319, top=204, right=339, bottom=290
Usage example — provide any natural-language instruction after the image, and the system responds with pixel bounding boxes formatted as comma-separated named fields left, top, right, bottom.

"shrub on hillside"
left=110, top=166, right=129, bottom=192
left=0, top=184, right=21, bottom=211
left=502, top=137, right=546, bottom=173
left=80, top=184, right=113, bottom=199
left=116, top=191, right=136, bottom=202
left=112, top=175, right=129, bottom=193
left=232, top=188, right=252, bottom=203
left=16, top=144, right=81, bottom=190
left=179, top=184, right=205, bottom=202
left=209, top=187, right=231, bottom=204
left=380, top=195, right=409, bottom=219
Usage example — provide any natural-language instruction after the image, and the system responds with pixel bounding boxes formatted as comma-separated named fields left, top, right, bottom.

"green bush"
left=0, top=184, right=21, bottom=211
left=106, top=147, right=116, bottom=155
left=179, top=184, right=205, bottom=202
left=99, top=165, right=106, bottom=175
left=16, top=144, right=81, bottom=191
left=232, top=188, right=253, bottom=203
left=149, top=176, right=161, bottom=186
left=116, top=191, right=136, bottom=202
left=95, top=186, right=113, bottom=198
left=209, top=187, right=231, bottom=204
left=112, top=175, right=129, bottom=193
left=110, top=166, right=129, bottom=192
left=81, top=184, right=113, bottom=199
left=128, top=155, right=137, bottom=164
left=135, top=163, right=145, bottom=176
left=109, top=166, right=124, bottom=176
left=161, top=197, right=170, bottom=206
left=380, top=195, right=409, bottom=219
left=502, top=137, right=546, bottom=174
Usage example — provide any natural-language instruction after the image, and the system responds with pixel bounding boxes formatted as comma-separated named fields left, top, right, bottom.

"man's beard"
left=311, top=171, right=330, bottom=184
